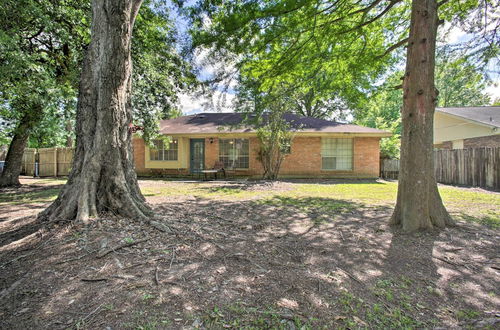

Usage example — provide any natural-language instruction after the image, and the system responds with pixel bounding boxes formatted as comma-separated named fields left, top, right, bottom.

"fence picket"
left=381, top=147, right=500, bottom=190
left=20, top=147, right=74, bottom=177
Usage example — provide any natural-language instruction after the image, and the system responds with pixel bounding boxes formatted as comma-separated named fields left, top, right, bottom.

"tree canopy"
left=0, top=0, right=197, bottom=149
left=186, top=0, right=498, bottom=118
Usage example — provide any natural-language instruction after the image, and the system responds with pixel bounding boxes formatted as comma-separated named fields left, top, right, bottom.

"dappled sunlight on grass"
left=0, top=188, right=60, bottom=205
left=32, top=178, right=67, bottom=185
left=139, top=179, right=499, bottom=228
left=1, top=177, right=499, bottom=329
left=260, top=196, right=358, bottom=213
left=282, top=181, right=398, bottom=205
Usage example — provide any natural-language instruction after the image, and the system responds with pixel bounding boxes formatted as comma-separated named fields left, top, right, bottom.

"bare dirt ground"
left=0, top=177, right=499, bottom=329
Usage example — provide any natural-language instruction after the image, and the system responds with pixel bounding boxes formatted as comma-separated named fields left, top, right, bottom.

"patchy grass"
left=2, top=179, right=498, bottom=228
left=1, top=177, right=498, bottom=329
left=0, top=187, right=60, bottom=205
left=200, top=304, right=314, bottom=329
left=140, top=179, right=499, bottom=227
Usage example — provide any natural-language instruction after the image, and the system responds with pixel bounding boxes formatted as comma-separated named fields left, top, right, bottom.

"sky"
left=176, top=11, right=500, bottom=118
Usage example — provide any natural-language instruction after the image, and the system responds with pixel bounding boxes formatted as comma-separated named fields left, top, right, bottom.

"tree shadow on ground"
left=0, top=191, right=498, bottom=329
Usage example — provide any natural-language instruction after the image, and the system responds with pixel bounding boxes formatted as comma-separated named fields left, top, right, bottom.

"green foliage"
left=435, top=48, right=491, bottom=107
left=188, top=0, right=409, bottom=118
left=355, top=48, right=493, bottom=159
left=355, top=72, right=403, bottom=159
left=0, top=0, right=197, bottom=149
left=255, top=106, right=295, bottom=180
left=0, top=0, right=89, bottom=147
left=132, top=2, right=198, bottom=143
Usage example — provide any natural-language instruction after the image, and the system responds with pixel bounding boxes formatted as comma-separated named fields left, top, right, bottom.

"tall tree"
left=390, top=0, right=454, bottom=231
left=188, top=0, right=498, bottom=231
left=0, top=0, right=89, bottom=187
left=39, top=0, right=152, bottom=222
left=0, top=0, right=195, bottom=187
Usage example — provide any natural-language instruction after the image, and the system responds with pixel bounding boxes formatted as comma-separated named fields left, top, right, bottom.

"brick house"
left=132, top=113, right=391, bottom=178
left=434, top=106, right=500, bottom=149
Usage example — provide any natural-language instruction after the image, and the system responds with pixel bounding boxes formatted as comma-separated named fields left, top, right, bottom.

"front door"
left=190, top=139, right=205, bottom=173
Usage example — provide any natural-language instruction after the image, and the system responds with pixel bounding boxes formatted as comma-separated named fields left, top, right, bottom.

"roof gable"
left=436, top=106, right=500, bottom=128
left=159, top=112, right=390, bottom=136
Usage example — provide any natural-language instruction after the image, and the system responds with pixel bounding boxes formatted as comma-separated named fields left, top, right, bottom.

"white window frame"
left=150, top=138, right=178, bottom=161
left=219, top=138, right=250, bottom=169
left=321, top=138, right=353, bottom=171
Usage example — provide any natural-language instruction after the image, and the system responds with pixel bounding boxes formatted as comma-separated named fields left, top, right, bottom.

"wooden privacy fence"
left=21, top=147, right=74, bottom=177
left=379, top=159, right=399, bottom=180
left=381, top=147, right=500, bottom=190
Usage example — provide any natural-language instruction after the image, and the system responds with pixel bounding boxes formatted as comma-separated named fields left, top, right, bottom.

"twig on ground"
left=80, top=278, right=108, bottom=282
left=169, top=247, right=176, bottom=269
left=149, top=220, right=174, bottom=233
left=96, top=238, right=148, bottom=259
left=56, top=252, right=93, bottom=265
left=81, top=302, right=105, bottom=323
left=337, top=267, right=363, bottom=284
left=0, top=252, right=34, bottom=268
left=433, top=256, right=461, bottom=267
left=154, top=266, right=159, bottom=285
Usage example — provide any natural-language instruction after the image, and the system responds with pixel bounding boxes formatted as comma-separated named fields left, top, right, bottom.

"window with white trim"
left=321, top=138, right=353, bottom=170
left=219, top=138, right=249, bottom=169
left=150, top=139, right=178, bottom=161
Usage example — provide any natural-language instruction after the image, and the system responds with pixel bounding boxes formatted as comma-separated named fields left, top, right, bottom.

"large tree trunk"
left=39, top=0, right=152, bottom=223
left=390, top=0, right=454, bottom=231
left=0, top=106, right=42, bottom=187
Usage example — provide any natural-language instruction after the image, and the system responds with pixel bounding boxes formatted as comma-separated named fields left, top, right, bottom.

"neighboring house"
left=434, top=106, right=500, bottom=149
left=132, top=113, right=391, bottom=178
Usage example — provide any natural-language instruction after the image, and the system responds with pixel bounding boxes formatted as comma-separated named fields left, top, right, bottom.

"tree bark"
left=0, top=106, right=42, bottom=187
left=65, top=120, right=74, bottom=147
left=39, top=0, right=152, bottom=223
left=390, top=0, right=454, bottom=231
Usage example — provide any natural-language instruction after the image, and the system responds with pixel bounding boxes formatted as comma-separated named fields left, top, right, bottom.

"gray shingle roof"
left=436, top=106, right=500, bottom=128
left=159, top=112, right=390, bottom=135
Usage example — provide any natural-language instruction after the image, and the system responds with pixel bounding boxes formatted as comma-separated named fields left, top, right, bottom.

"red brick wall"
left=132, top=137, right=145, bottom=173
left=132, top=135, right=381, bottom=178
left=279, top=137, right=322, bottom=176
left=353, top=137, right=380, bottom=177
left=434, top=141, right=452, bottom=149
left=204, top=137, right=219, bottom=169
left=464, top=135, right=500, bottom=148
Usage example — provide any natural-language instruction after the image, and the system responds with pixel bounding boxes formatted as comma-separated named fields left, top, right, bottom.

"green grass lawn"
left=142, top=180, right=499, bottom=228
left=2, top=179, right=498, bottom=228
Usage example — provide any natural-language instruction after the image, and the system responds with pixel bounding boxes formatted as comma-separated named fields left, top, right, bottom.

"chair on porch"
left=200, top=161, right=226, bottom=180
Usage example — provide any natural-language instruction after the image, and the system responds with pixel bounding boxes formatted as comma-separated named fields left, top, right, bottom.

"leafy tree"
left=355, top=72, right=403, bottom=159
left=435, top=48, right=491, bottom=107
left=0, top=0, right=196, bottom=187
left=0, top=0, right=89, bottom=187
left=39, top=0, right=153, bottom=223
left=188, top=0, right=408, bottom=117
left=132, top=2, right=197, bottom=143
left=256, top=107, right=295, bottom=180
left=188, top=0, right=498, bottom=231
left=356, top=48, right=493, bottom=160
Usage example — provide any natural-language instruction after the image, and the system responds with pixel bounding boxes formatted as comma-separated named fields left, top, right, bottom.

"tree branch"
left=376, top=37, right=409, bottom=58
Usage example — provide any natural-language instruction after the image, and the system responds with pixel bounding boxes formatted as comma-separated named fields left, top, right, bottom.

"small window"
left=219, top=139, right=249, bottom=169
left=150, top=138, right=178, bottom=161
left=280, top=138, right=292, bottom=154
left=321, top=138, right=352, bottom=170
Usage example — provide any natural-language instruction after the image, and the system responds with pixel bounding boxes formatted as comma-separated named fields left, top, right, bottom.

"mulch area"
left=0, top=179, right=499, bottom=329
